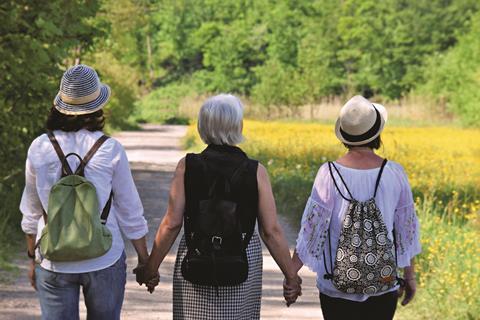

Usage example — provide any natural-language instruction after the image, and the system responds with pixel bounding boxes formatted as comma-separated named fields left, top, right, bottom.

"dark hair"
left=46, top=107, right=105, bottom=132
left=343, top=135, right=382, bottom=150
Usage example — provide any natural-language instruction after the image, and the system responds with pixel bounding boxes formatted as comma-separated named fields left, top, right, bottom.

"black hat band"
left=339, top=106, right=381, bottom=143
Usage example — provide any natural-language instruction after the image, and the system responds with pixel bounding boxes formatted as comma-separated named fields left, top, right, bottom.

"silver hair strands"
left=197, top=94, right=245, bottom=146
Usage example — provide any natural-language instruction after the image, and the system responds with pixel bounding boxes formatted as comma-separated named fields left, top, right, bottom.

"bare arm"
left=145, top=158, right=186, bottom=278
left=25, top=234, right=37, bottom=290
left=291, top=250, right=304, bottom=274
left=257, top=164, right=297, bottom=281
left=130, top=236, right=149, bottom=265
left=399, top=259, right=417, bottom=306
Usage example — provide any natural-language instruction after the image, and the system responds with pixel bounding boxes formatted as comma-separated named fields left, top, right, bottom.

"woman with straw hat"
left=20, top=64, right=154, bottom=320
left=291, top=95, right=421, bottom=320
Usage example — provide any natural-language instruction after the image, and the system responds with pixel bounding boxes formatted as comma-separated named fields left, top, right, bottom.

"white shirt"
left=296, top=161, right=421, bottom=302
left=20, top=129, right=148, bottom=273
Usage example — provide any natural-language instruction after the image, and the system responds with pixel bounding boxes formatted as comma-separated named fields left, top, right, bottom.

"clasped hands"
left=283, top=274, right=302, bottom=307
left=133, top=263, right=160, bottom=293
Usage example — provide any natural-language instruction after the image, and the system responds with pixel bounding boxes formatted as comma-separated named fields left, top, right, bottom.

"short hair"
left=46, top=107, right=105, bottom=132
left=197, top=94, right=244, bottom=145
left=343, top=135, right=382, bottom=150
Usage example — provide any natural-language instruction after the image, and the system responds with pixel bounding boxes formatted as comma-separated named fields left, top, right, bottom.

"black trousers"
left=320, top=291, right=398, bottom=320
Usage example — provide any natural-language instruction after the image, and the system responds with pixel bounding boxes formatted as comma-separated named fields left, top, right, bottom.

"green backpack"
left=37, top=132, right=113, bottom=262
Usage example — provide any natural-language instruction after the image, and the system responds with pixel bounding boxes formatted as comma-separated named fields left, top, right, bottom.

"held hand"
left=398, top=278, right=416, bottom=306
left=283, top=275, right=302, bottom=307
left=146, top=273, right=160, bottom=293
left=132, top=264, right=160, bottom=294
left=28, top=260, right=37, bottom=291
left=133, top=263, right=147, bottom=286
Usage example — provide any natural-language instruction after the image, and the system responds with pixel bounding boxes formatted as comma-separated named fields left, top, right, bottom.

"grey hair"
left=197, top=94, right=245, bottom=145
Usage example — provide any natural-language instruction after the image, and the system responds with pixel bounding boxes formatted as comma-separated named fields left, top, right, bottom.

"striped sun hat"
left=53, top=64, right=111, bottom=115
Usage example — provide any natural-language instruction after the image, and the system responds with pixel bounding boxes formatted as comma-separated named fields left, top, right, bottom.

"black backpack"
left=181, top=157, right=251, bottom=292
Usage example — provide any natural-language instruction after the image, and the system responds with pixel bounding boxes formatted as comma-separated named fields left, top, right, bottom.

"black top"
left=184, top=144, right=259, bottom=246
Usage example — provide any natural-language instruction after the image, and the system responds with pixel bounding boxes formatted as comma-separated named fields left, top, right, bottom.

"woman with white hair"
left=140, top=94, right=301, bottom=319
left=292, top=96, right=421, bottom=320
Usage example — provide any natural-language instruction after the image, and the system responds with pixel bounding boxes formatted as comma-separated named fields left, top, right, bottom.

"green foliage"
left=0, top=0, right=103, bottom=253
left=134, top=80, right=196, bottom=124
left=126, top=0, right=480, bottom=125
left=420, top=11, right=480, bottom=126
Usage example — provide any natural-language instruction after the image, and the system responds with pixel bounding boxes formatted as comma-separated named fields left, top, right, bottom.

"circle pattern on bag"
left=351, top=234, right=361, bottom=247
left=381, top=265, right=393, bottom=277
left=349, top=255, right=358, bottom=263
left=346, top=268, right=361, bottom=281
left=344, top=215, right=352, bottom=228
left=363, top=286, right=377, bottom=295
left=376, top=233, right=387, bottom=245
left=337, top=248, right=345, bottom=261
left=363, top=219, right=373, bottom=231
left=365, top=253, right=377, bottom=266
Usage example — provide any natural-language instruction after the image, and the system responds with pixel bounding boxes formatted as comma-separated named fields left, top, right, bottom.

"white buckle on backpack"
left=211, top=236, right=223, bottom=245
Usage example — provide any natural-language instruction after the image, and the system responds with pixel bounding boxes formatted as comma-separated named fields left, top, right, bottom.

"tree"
left=0, top=0, right=103, bottom=237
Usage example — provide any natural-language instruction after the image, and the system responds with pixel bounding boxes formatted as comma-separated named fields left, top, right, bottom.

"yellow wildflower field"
left=185, top=120, right=480, bottom=319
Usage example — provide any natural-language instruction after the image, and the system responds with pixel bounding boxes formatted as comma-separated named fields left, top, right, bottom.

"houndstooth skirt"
left=173, top=233, right=263, bottom=320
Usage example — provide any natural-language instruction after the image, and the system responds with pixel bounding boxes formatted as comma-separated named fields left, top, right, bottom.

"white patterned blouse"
left=296, top=161, right=421, bottom=302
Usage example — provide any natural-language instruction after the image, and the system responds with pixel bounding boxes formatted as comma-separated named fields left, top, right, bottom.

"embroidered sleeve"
left=394, top=204, right=421, bottom=267
left=296, top=197, right=333, bottom=273
left=393, top=164, right=421, bottom=267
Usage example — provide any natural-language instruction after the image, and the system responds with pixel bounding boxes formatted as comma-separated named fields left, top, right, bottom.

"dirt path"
left=0, top=124, right=322, bottom=319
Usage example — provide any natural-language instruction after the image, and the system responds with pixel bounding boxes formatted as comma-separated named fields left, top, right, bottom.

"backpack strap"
left=47, top=131, right=73, bottom=176
left=76, top=135, right=110, bottom=176
left=79, top=135, right=113, bottom=225
left=373, top=159, right=388, bottom=198
left=327, top=161, right=354, bottom=201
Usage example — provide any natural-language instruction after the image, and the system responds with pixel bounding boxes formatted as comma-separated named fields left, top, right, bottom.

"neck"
left=348, top=147, right=375, bottom=155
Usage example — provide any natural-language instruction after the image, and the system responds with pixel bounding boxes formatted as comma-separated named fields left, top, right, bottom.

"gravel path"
left=0, top=124, right=322, bottom=319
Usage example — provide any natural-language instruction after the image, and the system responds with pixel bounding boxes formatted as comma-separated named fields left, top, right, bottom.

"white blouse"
left=20, top=129, right=148, bottom=273
left=296, top=161, right=421, bottom=302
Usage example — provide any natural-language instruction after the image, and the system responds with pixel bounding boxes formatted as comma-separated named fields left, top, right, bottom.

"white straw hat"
left=335, top=95, right=388, bottom=146
left=54, top=64, right=111, bottom=115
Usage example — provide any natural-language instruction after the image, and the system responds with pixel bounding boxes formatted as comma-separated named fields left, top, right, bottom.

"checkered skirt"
left=173, top=233, right=263, bottom=320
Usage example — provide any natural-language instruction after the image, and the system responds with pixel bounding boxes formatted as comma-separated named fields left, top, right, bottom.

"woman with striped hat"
left=20, top=65, right=155, bottom=320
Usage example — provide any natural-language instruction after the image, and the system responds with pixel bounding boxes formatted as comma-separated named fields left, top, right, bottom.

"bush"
left=133, top=80, right=198, bottom=124
left=0, top=0, right=103, bottom=267
left=420, top=11, right=480, bottom=126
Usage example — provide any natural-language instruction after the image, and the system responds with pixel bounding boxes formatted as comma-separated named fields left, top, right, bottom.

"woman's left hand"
left=398, top=278, right=416, bottom=306
left=28, top=260, right=37, bottom=290
left=283, top=275, right=302, bottom=306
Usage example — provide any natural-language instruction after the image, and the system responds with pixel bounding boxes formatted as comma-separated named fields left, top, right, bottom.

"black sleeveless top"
left=184, top=144, right=259, bottom=246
